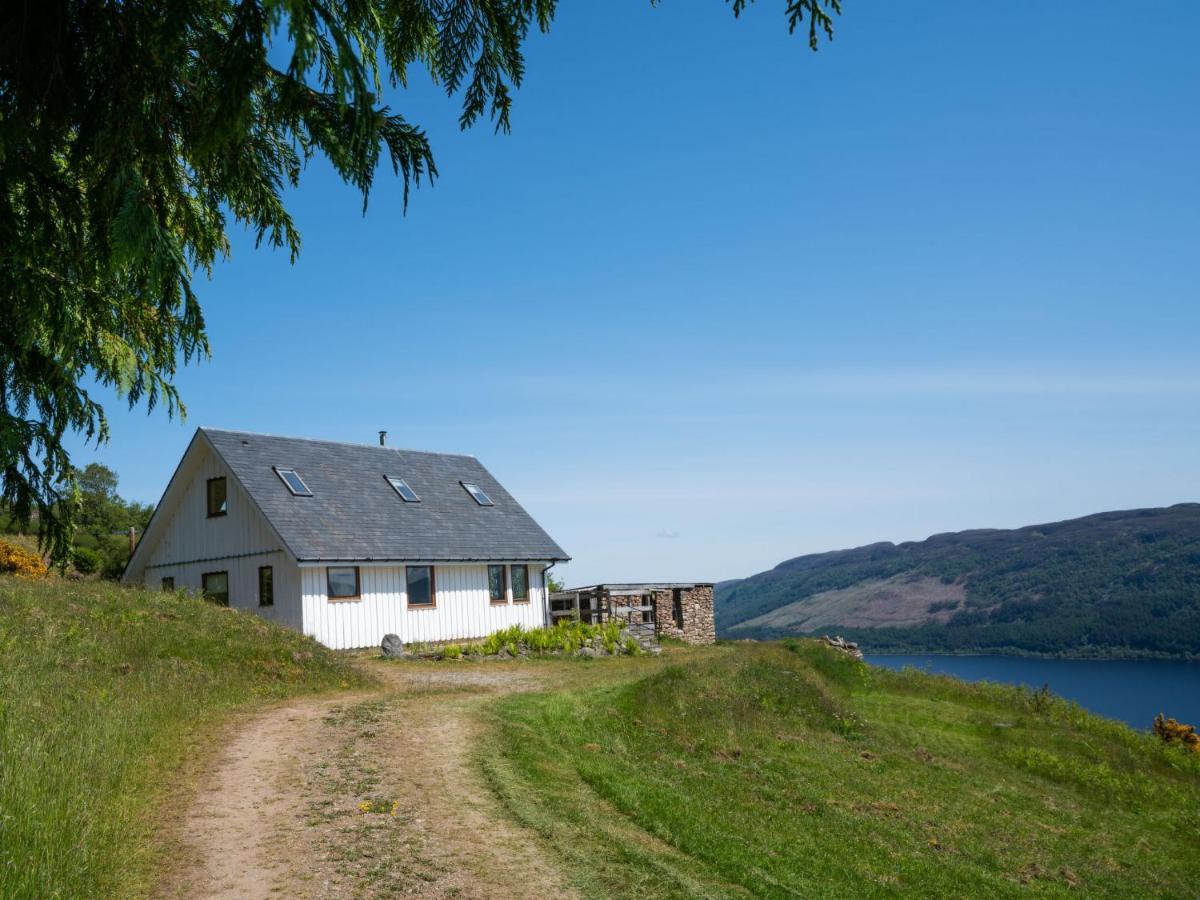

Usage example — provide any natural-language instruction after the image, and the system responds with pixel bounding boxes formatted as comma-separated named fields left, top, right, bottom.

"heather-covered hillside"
left=717, top=504, right=1200, bottom=657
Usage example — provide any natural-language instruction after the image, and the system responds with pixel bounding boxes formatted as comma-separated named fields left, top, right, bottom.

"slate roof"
left=201, top=428, right=569, bottom=563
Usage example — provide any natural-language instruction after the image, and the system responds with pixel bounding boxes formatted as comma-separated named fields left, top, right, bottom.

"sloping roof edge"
left=199, top=427, right=569, bottom=563
left=198, top=428, right=301, bottom=563
left=122, top=428, right=304, bottom=583
left=121, top=429, right=203, bottom=583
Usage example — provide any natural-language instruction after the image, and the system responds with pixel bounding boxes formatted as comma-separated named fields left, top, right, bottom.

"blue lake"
left=864, top=655, right=1200, bottom=730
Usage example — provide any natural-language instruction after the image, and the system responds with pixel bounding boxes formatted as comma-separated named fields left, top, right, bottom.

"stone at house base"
left=380, top=633, right=405, bottom=658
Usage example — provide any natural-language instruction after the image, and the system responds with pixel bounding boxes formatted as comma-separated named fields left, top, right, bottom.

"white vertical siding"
left=132, top=441, right=303, bottom=632
left=124, top=434, right=557, bottom=650
left=145, top=553, right=303, bottom=632
left=301, top=562, right=550, bottom=650
left=139, top=445, right=283, bottom=568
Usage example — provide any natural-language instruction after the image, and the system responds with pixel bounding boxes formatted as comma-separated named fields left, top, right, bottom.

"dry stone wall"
left=652, top=585, right=716, bottom=645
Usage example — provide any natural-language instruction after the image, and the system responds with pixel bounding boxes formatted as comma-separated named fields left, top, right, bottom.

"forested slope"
left=717, top=504, right=1200, bottom=657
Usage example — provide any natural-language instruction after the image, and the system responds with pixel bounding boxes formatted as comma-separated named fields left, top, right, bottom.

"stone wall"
left=652, top=585, right=716, bottom=645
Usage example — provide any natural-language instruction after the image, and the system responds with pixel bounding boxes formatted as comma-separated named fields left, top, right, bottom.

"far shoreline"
left=861, top=649, right=1200, bottom=663
left=717, top=635, right=1200, bottom=663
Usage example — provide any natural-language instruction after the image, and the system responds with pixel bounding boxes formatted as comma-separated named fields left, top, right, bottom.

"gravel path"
left=160, top=661, right=575, bottom=899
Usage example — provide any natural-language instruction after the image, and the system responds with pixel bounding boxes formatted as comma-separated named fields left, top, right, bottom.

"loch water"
left=864, top=654, right=1200, bottom=730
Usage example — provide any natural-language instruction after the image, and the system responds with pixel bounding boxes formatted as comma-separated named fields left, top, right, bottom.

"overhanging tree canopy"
left=0, top=0, right=841, bottom=562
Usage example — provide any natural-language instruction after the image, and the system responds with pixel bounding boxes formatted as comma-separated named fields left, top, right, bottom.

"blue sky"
left=72, top=1, right=1200, bottom=586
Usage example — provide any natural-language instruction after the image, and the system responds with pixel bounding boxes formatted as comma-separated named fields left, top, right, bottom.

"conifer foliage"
left=0, top=1, right=840, bottom=561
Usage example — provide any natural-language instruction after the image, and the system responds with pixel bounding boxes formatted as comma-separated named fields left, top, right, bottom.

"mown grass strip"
left=483, top=640, right=1200, bottom=898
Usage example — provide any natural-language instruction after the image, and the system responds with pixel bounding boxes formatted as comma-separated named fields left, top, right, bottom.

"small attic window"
left=274, top=467, right=312, bottom=496
left=461, top=482, right=493, bottom=506
left=385, top=475, right=420, bottom=503
left=206, top=477, right=227, bottom=517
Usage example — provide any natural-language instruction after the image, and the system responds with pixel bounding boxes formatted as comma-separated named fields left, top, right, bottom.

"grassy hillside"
left=482, top=641, right=1200, bottom=897
left=717, top=504, right=1200, bottom=657
left=0, top=574, right=361, bottom=899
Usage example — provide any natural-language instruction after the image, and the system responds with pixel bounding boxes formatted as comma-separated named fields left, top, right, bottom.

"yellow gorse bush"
left=1153, top=713, right=1200, bottom=753
left=0, top=540, right=49, bottom=578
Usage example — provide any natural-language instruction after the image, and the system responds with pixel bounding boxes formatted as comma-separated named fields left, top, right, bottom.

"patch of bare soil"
left=160, top=663, right=574, bottom=899
left=157, top=697, right=349, bottom=898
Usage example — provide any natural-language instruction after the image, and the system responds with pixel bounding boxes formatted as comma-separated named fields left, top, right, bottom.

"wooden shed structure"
left=549, top=583, right=716, bottom=646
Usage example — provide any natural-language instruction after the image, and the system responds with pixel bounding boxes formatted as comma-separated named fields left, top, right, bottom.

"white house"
left=122, top=428, right=569, bottom=649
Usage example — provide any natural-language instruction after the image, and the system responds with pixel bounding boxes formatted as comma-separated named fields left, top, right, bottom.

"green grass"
left=0, top=574, right=362, bottom=899
left=481, top=640, right=1200, bottom=898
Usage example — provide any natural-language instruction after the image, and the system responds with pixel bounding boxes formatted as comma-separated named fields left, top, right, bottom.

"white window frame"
left=274, top=466, right=313, bottom=496
left=461, top=481, right=494, bottom=506
left=385, top=475, right=420, bottom=502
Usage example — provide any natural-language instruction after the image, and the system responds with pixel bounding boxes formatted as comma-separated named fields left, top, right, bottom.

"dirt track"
left=159, top=662, right=575, bottom=899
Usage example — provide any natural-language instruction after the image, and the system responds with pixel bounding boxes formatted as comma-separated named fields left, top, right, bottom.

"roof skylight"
left=461, top=482, right=494, bottom=506
left=274, top=467, right=312, bottom=496
left=385, top=475, right=420, bottom=502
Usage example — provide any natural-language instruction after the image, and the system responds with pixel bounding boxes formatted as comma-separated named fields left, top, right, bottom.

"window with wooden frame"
left=510, top=564, right=529, bottom=604
left=326, top=566, right=360, bottom=601
left=488, top=564, right=507, bottom=604
left=258, top=566, right=274, bottom=607
left=406, top=565, right=435, bottom=608
left=202, top=571, right=229, bottom=606
left=161, top=576, right=175, bottom=592
left=672, top=588, right=684, bottom=629
left=206, top=477, right=227, bottom=517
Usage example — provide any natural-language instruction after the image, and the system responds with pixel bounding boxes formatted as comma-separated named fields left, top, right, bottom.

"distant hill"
left=716, top=504, right=1200, bottom=657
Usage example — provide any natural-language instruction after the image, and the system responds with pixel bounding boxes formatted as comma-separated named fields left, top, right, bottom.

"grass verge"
left=0, top=575, right=362, bottom=898
left=482, top=640, right=1200, bottom=897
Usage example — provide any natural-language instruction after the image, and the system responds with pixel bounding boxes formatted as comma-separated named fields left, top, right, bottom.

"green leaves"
left=0, top=1, right=841, bottom=563
left=727, top=0, right=842, bottom=50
